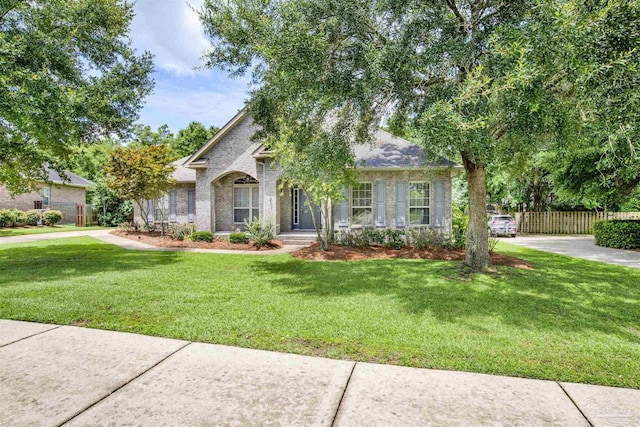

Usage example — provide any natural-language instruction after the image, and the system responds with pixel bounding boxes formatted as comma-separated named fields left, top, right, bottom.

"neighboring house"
left=0, top=167, right=93, bottom=220
left=135, top=109, right=462, bottom=234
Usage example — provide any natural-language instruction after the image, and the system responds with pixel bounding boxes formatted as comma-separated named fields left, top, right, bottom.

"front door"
left=292, top=188, right=322, bottom=230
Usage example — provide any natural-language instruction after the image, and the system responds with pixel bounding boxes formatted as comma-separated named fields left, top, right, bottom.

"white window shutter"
left=434, top=180, right=445, bottom=227
left=338, top=188, right=349, bottom=226
left=375, top=180, right=385, bottom=226
left=396, top=181, right=406, bottom=227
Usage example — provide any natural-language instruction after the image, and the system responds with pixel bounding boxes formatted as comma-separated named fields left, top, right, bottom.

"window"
left=409, top=182, right=430, bottom=225
left=233, top=176, right=259, bottom=223
left=351, top=182, right=373, bottom=225
left=155, top=194, right=169, bottom=222
left=42, top=187, right=50, bottom=207
left=187, top=190, right=195, bottom=223
left=292, top=187, right=299, bottom=225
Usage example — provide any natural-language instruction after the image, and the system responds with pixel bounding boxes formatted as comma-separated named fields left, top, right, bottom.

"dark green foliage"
left=24, top=210, right=41, bottom=226
left=384, top=229, right=405, bottom=250
left=42, top=210, right=63, bottom=226
left=593, top=220, right=640, bottom=250
left=228, top=232, right=249, bottom=244
left=171, top=122, right=219, bottom=159
left=191, top=231, right=214, bottom=243
left=0, top=0, right=154, bottom=193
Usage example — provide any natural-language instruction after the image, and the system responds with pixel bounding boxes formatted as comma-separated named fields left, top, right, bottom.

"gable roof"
left=44, top=165, right=93, bottom=188
left=187, top=110, right=461, bottom=170
left=172, top=156, right=196, bottom=183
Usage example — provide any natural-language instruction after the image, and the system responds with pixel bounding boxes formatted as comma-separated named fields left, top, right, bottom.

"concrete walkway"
left=0, top=229, right=306, bottom=255
left=501, top=234, right=640, bottom=269
left=1, top=320, right=638, bottom=426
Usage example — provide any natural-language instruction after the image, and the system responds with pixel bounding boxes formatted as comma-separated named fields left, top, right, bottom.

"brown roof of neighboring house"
left=44, top=166, right=94, bottom=188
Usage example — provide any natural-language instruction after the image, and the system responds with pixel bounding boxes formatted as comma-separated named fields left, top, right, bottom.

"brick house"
left=0, top=167, right=93, bottom=222
left=135, top=110, right=462, bottom=234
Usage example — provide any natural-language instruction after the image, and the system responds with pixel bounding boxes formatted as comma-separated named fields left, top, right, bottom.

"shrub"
left=0, top=209, right=16, bottom=227
left=409, top=228, right=446, bottom=249
left=593, top=220, right=640, bottom=249
left=364, top=229, right=385, bottom=245
left=116, top=221, right=140, bottom=233
left=384, top=228, right=405, bottom=250
left=24, top=209, right=41, bottom=226
left=228, top=232, right=249, bottom=244
left=451, top=207, right=468, bottom=249
left=167, top=223, right=195, bottom=241
left=42, top=210, right=63, bottom=226
left=12, top=209, right=25, bottom=226
left=244, top=216, right=275, bottom=247
left=191, top=231, right=214, bottom=243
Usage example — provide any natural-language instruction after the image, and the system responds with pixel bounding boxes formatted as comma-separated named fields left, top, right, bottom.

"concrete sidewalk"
left=1, top=320, right=638, bottom=426
left=501, top=234, right=640, bottom=269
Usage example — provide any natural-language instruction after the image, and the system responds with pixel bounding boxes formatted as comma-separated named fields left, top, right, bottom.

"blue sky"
left=130, top=0, right=249, bottom=133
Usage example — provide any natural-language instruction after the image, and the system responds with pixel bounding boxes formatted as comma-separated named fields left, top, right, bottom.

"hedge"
left=593, top=220, right=640, bottom=249
left=42, top=210, right=63, bottom=226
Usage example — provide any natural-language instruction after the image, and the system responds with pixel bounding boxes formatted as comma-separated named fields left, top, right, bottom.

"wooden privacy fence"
left=515, top=211, right=640, bottom=234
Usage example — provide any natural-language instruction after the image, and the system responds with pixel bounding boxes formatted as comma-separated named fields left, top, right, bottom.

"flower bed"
left=111, top=231, right=282, bottom=251
left=292, top=243, right=532, bottom=269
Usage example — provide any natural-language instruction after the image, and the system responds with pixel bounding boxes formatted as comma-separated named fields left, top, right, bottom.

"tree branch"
left=444, top=0, right=468, bottom=36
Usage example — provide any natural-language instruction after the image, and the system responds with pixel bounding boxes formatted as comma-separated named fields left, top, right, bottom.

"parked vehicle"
left=488, top=215, right=517, bottom=237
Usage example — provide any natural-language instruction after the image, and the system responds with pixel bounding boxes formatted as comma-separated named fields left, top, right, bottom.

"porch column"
left=195, top=170, right=212, bottom=232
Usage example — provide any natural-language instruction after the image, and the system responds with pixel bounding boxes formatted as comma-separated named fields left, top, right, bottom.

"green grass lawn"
left=0, top=225, right=107, bottom=237
left=0, top=237, right=638, bottom=388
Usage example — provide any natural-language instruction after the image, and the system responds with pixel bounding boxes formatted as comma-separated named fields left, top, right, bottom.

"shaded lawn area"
left=0, top=237, right=638, bottom=388
left=0, top=225, right=107, bottom=237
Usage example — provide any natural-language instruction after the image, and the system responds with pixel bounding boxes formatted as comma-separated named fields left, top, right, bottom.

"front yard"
left=0, top=225, right=107, bottom=237
left=0, top=237, right=638, bottom=388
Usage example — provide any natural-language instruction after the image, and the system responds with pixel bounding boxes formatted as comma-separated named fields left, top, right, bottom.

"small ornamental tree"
left=267, top=116, right=358, bottom=250
left=104, top=145, right=176, bottom=232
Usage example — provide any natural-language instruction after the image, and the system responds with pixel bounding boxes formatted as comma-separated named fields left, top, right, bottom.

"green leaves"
left=0, top=0, right=154, bottom=193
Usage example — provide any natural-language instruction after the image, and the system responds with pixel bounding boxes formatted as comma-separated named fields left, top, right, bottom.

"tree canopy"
left=201, top=0, right=639, bottom=268
left=171, top=121, right=219, bottom=159
left=0, top=0, right=154, bottom=193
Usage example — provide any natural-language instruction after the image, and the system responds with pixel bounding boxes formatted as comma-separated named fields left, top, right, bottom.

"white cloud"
left=131, top=0, right=210, bottom=76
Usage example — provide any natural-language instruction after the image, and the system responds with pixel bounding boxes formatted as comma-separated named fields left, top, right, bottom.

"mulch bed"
left=292, top=243, right=533, bottom=269
left=111, top=231, right=282, bottom=251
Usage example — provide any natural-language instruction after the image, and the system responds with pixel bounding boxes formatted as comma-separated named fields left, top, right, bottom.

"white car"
left=488, top=215, right=517, bottom=237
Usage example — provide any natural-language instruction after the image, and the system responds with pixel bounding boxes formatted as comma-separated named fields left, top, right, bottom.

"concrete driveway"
left=501, top=234, right=640, bottom=269
left=2, top=320, right=640, bottom=426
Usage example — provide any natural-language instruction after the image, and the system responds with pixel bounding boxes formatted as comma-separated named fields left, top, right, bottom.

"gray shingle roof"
left=172, top=156, right=196, bottom=183
left=353, top=129, right=459, bottom=168
left=44, top=166, right=93, bottom=187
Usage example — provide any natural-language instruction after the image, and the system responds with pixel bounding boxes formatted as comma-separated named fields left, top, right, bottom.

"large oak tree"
left=0, top=0, right=154, bottom=193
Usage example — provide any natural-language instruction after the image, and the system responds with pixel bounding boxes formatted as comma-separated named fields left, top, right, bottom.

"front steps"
left=277, top=233, right=317, bottom=246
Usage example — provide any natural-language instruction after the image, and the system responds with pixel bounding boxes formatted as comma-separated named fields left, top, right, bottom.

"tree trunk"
left=464, top=157, right=490, bottom=269
left=304, top=189, right=326, bottom=250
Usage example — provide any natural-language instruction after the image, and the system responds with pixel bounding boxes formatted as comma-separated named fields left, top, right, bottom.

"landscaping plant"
left=12, top=210, right=25, bottom=226
left=0, top=209, right=16, bottom=227
left=593, top=220, right=640, bottom=249
left=191, top=231, right=214, bottom=243
left=228, top=232, right=249, bottom=244
left=24, top=210, right=41, bottom=226
left=167, top=223, right=196, bottom=241
left=42, top=210, right=63, bottom=226
left=244, top=217, right=275, bottom=248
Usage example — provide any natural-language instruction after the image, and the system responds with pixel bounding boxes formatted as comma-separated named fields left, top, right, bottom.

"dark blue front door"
left=293, top=188, right=321, bottom=230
